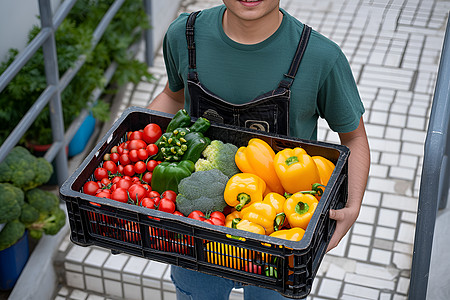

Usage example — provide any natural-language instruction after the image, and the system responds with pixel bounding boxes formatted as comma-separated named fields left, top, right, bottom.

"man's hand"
left=327, top=117, right=370, bottom=252
left=147, top=81, right=185, bottom=114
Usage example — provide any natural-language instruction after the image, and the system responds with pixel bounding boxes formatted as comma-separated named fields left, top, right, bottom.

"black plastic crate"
left=60, top=106, right=349, bottom=299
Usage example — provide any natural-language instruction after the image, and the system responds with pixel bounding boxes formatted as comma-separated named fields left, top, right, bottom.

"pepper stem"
left=285, top=156, right=299, bottom=166
left=231, top=218, right=241, bottom=229
left=273, top=213, right=286, bottom=231
left=235, top=193, right=251, bottom=211
left=295, top=202, right=309, bottom=215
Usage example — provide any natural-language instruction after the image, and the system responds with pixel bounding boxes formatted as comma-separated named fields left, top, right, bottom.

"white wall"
left=0, top=0, right=182, bottom=65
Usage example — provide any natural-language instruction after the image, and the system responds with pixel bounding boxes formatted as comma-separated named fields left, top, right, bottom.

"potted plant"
left=0, top=0, right=152, bottom=153
left=0, top=146, right=66, bottom=290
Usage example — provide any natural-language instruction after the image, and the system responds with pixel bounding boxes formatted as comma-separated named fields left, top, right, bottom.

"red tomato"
left=128, top=139, right=147, bottom=150
left=120, top=154, right=131, bottom=166
left=210, top=211, right=226, bottom=223
left=134, top=161, right=147, bottom=174
left=137, top=148, right=148, bottom=161
left=143, top=123, right=162, bottom=144
left=111, top=176, right=121, bottom=184
left=110, top=152, right=120, bottom=164
left=129, top=130, right=144, bottom=141
left=111, top=188, right=129, bottom=203
left=128, top=149, right=140, bottom=162
left=142, top=172, right=153, bottom=184
left=158, top=198, right=176, bottom=214
left=83, top=181, right=101, bottom=195
left=111, top=146, right=118, bottom=153
left=161, top=190, right=177, bottom=203
left=146, top=144, right=158, bottom=156
left=123, top=164, right=135, bottom=176
left=131, top=176, right=141, bottom=183
left=148, top=190, right=160, bottom=199
left=96, top=191, right=112, bottom=199
left=117, top=165, right=124, bottom=175
left=128, top=184, right=148, bottom=204
left=188, top=210, right=205, bottom=221
left=140, top=197, right=156, bottom=209
left=146, top=160, right=159, bottom=172
left=103, top=160, right=117, bottom=174
left=116, top=178, right=133, bottom=190
left=173, top=211, right=184, bottom=217
left=100, top=178, right=111, bottom=188
left=122, top=176, right=133, bottom=181
left=141, top=184, right=152, bottom=192
left=94, top=167, right=109, bottom=181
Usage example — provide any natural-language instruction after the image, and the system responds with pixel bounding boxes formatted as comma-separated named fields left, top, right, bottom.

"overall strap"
left=186, top=11, right=201, bottom=71
left=279, top=24, right=312, bottom=89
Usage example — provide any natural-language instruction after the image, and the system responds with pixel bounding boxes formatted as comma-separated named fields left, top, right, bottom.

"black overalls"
left=186, top=11, right=311, bottom=136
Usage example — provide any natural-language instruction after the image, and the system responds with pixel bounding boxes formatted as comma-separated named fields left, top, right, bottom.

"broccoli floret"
left=194, top=140, right=240, bottom=178
left=0, top=183, right=24, bottom=223
left=176, top=169, right=229, bottom=216
left=20, top=203, right=40, bottom=225
left=0, top=220, right=26, bottom=251
left=28, top=205, right=66, bottom=238
left=0, top=146, right=53, bottom=190
left=25, top=188, right=59, bottom=214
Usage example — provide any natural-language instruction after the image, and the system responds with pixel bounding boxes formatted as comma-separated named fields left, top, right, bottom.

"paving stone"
left=317, top=278, right=342, bottom=298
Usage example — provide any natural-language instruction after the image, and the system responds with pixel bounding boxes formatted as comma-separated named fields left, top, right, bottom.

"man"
left=148, top=1, right=370, bottom=298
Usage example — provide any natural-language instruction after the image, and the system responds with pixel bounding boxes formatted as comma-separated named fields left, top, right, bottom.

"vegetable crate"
left=60, top=107, right=349, bottom=299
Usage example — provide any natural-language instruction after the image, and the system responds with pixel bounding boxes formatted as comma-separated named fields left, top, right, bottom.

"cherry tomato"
left=123, top=164, right=135, bottom=177
left=134, top=161, right=147, bottom=174
left=188, top=210, right=205, bottom=221
left=158, top=198, right=176, bottom=214
left=94, top=167, right=109, bottom=181
left=122, top=176, right=133, bottom=181
left=148, top=190, right=160, bottom=199
left=128, top=184, right=148, bottom=204
left=117, top=165, right=124, bottom=175
left=142, top=172, right=152, bottom=184
left=131, top=176, right=141, bottom=183
left=111, top=188, right=129, bottom=203
left=173, top=211, right=184, bottom=217
left=83, top=181, right=101, bottom=195
left=129, top=130, right=144, bottom=141
left=96, top=191, right=112, bottom=199
left=128, top=149, right=140, bottom=162
left=120, top=154, right=131, bottom=166
left=128, top=139, right=147, bottom=150
left=141, top=184, right=152, bottom=192
left=140, top=197, right=156, bottom=209
left=111, top=176, right=121, bottom=184
left=146, top=144, right=158, bottom=156
left=116, top=178, right=133, bottom=190
left=210, top=211, right=226, bottom=223
left=111, top=146, right=118, bottom=153
left=100, top=178, right=111, bottom=188
left=161, top=190, right=177, bottom=203
left=137, top=148, right=148, bottom=161
left=103, top=160, right=117, bottom=174
left=110, top=152, right=120, bottom=164
left=143, top=123, right=162, bottom=144
left=147, top=160, right=159, bottom=172
left=103, top=153, right=111, bottom=161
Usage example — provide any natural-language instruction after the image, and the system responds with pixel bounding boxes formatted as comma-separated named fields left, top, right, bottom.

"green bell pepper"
left=151, top=160, right=195, bottom=194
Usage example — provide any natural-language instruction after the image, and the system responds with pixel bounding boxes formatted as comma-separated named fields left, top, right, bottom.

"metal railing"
left=0, top=0, right=152, bottom=186
left=409, top=17, right=450, bottom=300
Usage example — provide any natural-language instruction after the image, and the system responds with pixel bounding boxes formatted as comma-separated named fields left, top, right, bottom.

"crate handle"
left=89, top=202, right=101, bottom=207
left=226, top=234, right=246, bottom=242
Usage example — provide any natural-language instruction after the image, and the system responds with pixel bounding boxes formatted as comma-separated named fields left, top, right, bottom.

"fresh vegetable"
left=240, top=202, right=280, bottom=235
left=269, top=227, right=305, bottom=242
left=235, top=138, right=284, bottom=195
left=0, top=146, right=53, bottom=191
left=194, top=140, right=240, bottom=178
left=273, top=147, right=321, bottom=194
left=176, top=169, right=229, bottom=216
left=188, top=210, right=225, bottom=226
left=224, top=173, right=266, bottom=211
left=151, top=160, right=195, bottom=194
left=283, top=192, right=318, bottom=230
left=26, top=188, right=59, bottom=213
left=225, top=210, right=240, bottom=227
left=262, top=192, right=286, bottom=216
left=181, top=132, right=211, bottom=163
left=0, top=183, right=25, bottom=224
left=312, top=156, right=335, bottom=186
left=165, top=109, right=191, bottom=133
left=230, top=218, right=266, bottom=235
left=143, top=123, right=162, bottom=144
left=0, top=220, right=26, bottom=251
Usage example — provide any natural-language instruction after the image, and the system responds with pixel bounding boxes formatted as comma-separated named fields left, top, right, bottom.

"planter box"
left=60, top=107, right=349, bottom=299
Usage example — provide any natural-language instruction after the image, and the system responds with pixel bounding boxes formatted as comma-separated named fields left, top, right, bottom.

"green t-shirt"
left=163, top=5, right=364, bottom=140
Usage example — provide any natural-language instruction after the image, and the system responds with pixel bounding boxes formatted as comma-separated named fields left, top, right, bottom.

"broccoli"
left=0, top=220, right=26, bottom=251
left=25, top=188, right=59, bottom=214
left=194, top=140, right=241, bottom=178
left=176, top=169, right=229, bottom=216
left=28, top=205, right=66, bottom=239
left=20, top=203, right=40, bottom=225
left=0, top=146, right=53, bottom=190
left=0, top=182, right=25, bottom=223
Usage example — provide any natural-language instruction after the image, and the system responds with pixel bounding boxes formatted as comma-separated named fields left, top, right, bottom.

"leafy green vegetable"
left=176, top=169, right=229, bottom=216
left=194, top=140, right=241, bottom=178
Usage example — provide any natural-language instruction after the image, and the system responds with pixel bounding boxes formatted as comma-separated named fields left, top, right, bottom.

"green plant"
left=0, top=0, right=152, bottom=146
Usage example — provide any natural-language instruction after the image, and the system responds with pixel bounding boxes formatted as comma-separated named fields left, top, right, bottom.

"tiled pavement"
left=54, top=0, right=450, bottom=299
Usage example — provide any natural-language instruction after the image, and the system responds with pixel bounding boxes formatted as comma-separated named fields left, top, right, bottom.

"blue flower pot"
left=0, top=231, right=29, bottom=290
left=68, top=113, right=96, bottom=157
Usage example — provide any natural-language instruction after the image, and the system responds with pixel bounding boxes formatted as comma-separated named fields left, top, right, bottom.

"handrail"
left=0, top=0, right=152, bottom=186
left=409, top=17, right=450, bottom=300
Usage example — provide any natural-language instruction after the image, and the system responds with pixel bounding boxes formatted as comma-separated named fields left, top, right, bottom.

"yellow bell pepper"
left=225, top=210, right=241, bottom=228
left=273, top=147, right=321, bottom=194
left=283, top=192, right=318, bottom=230
left=231, top=218, right=266, bottom=235
left=269, top=227, right=305, bottom=242
left=224, top=173, right=266, bottom=211
left=240, top=202, right=278, bottom=235
left=262, top=192, right=286, bottom=215
left=312, top=156, right=335, bottom=186
left=235, top=138, right=284, bottom=195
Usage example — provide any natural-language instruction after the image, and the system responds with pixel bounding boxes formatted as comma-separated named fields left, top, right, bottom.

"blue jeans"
left=170, top=265, right=297, bottom=300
